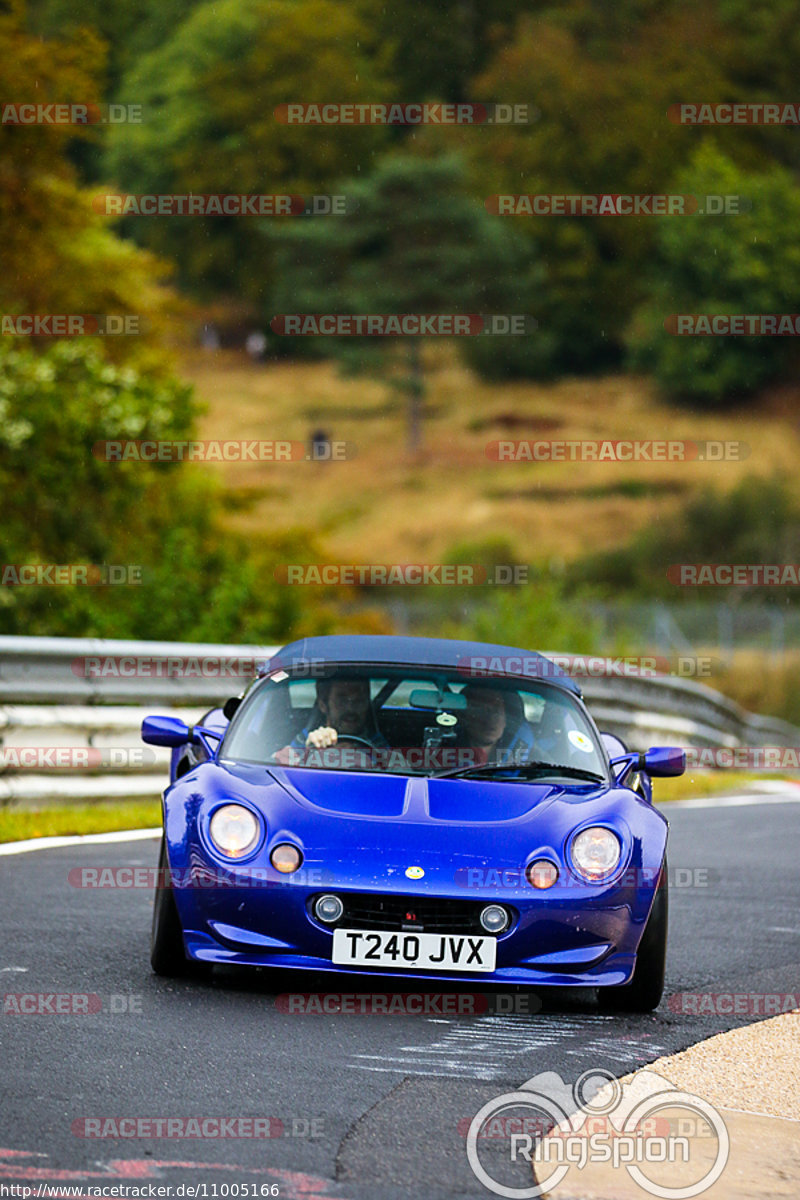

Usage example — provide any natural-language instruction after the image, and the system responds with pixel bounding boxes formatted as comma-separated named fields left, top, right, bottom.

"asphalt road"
left=2, top=794, right=799, bottom=1199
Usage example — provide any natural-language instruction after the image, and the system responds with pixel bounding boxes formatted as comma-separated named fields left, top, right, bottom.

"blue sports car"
left=142, top=635, right=685, bottom=1011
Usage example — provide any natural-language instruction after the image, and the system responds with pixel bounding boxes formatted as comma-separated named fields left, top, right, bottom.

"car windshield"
left=220, top=665, right=609, bottom=781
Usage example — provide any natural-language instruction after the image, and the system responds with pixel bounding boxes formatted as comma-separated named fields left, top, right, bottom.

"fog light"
left=270, top=843, right=303, bottom=874
left=526, top=859, right=559, bottom=889
left=479, top=904, right=510, bottom=934
left=314, top=894, right=344, bottom=924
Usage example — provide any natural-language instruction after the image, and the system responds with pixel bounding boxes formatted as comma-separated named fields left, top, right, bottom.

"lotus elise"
left=142, top=635, right=684, bottom=1011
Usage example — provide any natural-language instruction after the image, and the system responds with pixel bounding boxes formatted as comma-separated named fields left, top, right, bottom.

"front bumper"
left=172, top=875, right=653, bottom=988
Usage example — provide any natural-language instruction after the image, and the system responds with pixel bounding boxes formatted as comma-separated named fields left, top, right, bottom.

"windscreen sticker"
left=568, top=730, right=594, bottom=753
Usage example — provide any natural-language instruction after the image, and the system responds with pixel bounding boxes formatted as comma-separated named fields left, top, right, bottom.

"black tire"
left=150, top=836, right=210, bottom=978
left=597, top=862, right=668, bottom=1013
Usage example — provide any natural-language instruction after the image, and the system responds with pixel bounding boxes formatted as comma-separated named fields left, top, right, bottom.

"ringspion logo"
left=467, top=1068, right=729, bottom=1198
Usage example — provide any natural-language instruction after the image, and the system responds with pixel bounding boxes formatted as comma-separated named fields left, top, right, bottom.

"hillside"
left=181, top=348, right=800, bottom=567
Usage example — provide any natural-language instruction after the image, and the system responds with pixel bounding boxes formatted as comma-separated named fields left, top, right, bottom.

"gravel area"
left=631, top=1010, right=800, bottom=1120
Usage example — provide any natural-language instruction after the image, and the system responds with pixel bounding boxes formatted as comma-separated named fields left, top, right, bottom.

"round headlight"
left=526, top=859, right=559, bottom=889
left=571, top=827, right=621, bottom=881
left=314, top=894, right=344, bottom=924
left=270, top=843, right=303, bottom=874
left=479, top=904, right=510, bottom=934
left=208, top=804, right=259, bottom=858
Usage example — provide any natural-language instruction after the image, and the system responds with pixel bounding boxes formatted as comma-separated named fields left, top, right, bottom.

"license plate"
left=332, top=928, right=496, bottom=972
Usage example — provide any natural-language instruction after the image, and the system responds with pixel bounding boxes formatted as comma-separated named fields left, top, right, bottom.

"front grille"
left=311, top=892, right=515, bottom=935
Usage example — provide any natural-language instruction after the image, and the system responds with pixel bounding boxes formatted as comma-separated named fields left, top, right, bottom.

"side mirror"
left=639, top=747, right=686, bottom=777
left=142, top=716, right=191, bottom=747
left=141, top=716, right=223, bottom=759
left=223, top=696, right=242, bottom=720
left=608, top=745, right=686, bottom=789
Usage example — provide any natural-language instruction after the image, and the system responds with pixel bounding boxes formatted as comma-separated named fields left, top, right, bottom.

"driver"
left=272, top=677, right=389, bottom=764
left=301, top=678, right=388, bottom=750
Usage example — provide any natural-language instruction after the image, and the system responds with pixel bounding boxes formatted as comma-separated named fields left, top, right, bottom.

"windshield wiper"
left=432, top=760, right=605, bottom=783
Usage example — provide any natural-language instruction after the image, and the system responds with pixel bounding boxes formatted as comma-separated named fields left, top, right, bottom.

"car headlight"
left=571, top=826, right=621, bottom=881
left=208, top=804, right=260, bottom=858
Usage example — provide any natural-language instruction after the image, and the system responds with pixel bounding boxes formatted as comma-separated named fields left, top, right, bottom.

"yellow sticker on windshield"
left=568, top=730, right=594, bottom=753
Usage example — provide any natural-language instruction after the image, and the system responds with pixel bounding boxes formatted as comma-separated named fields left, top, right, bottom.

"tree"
left=410, top=2, right=731, bottom=377
left=0, top=0, right=179, bottom=364
left=354, top=0, right=526, bottom=104
left=27, top=0, right=206, bottom=96
left=627, top=141, right=800, bottom=406
left=267, top=154, right=537, bottom=453
left=104, top=0, right=393, bottom=300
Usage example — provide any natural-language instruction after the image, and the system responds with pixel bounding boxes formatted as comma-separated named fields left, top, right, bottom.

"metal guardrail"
left=0, top=635, right=278, bottom=705
left=1, top=635, right=798, bottom=804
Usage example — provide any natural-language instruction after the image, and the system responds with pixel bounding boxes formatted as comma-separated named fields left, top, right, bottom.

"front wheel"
left=597, top=863, right=668, bottom=1013
left=150, top=835, right=210, bottom=978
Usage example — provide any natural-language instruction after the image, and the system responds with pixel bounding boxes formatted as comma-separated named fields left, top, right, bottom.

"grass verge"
left=0, top=799, right=162, bottom=843
left=653, top=770, right=797, bottom=802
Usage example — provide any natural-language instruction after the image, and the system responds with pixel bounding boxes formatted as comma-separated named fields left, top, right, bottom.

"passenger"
left=458, top=685, right=536, bottom=766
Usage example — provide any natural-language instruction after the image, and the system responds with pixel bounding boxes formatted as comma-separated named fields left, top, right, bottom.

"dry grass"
left=713, top=650, right=800, bottom=726
left=180, top=347, right=800, bottom=565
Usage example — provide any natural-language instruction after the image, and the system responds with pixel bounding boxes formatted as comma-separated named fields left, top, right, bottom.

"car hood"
left=223, top=760, right=588, bottom=822
left=170, top=760, right=667, bottom=893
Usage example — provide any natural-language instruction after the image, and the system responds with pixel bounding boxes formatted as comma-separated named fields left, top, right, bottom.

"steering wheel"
left=333, top=735, right=376, bottom=750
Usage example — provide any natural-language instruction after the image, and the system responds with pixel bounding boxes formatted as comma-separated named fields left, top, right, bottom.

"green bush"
left=0, top=339, right=320, bottom=641
left=627, top=142, right=800, bottom=406
left=437, top=578, right=606, bottom=654
left=569, top=476, right=800, bottom=598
